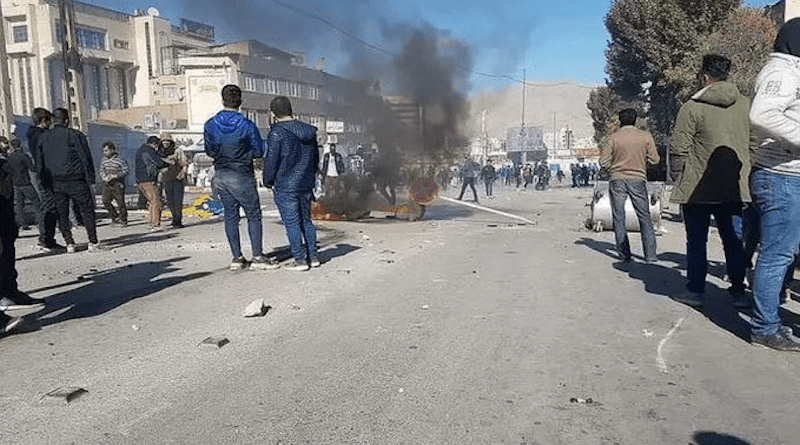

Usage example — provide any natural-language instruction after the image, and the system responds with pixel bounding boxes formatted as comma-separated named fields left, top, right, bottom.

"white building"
left=0, top=0, right=213, bottom=122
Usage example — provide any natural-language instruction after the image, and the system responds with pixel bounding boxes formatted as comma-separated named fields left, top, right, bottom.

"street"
left=1, top=184, right=799, bottom=444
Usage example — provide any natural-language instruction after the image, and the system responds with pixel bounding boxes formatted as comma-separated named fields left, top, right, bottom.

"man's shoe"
left=250, top=255, right=280, bottom=270
left=751, top=329, right=800, bottom=352
left=0, top=293, right=45, bottom=311
left=37, top=241, right=65, bottom=253
left=87, top=242, right=106, bottom=252
left=284, top=259, right=310, bottom=271
left=230, top=256, right=248, bottom=270
left=66, top=244, right=77, bottom=254
left=2, top=316, right=25, bottom=335
left=170, top=222, right=184, bottom=229
left=309, top=258, right=322, bottom=268
left=674, top=291, right=704, bottom=307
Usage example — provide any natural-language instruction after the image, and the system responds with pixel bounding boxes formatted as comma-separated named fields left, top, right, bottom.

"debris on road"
left=642, top=329, right=655, bottom=338
left=199, top=337, right=230, bottom=349
left=243, top=299, right=271, bottom=317
left=131, top=325, right=140, bottom=331
left=289, top=304, right=302, bottom=311
left=39, top=387, right=88, bottom=405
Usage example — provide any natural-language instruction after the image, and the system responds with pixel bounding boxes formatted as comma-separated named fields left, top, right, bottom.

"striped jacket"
left=100, top=154, right=129, bottom=184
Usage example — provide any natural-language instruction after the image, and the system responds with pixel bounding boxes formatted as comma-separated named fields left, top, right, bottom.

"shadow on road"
left=576, top=237, right=752, bottom=341
left=30, top=256, right=210, bottom=327
left=693, top=431, right=753, bottom=445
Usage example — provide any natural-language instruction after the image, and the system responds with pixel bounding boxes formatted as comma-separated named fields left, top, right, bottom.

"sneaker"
left=87, top=242, right=106, bottom=252
left=230, top=256, right=248, bottom=270
left=150, top=225, right=165, bottom=232
left=37, top=241, right=65, bottom=253
left=250, top=255, right=280, bottom=270
left=0, top=293, right=45, bottom=311
left=751, top=329, right=800, bottom=352
left=284, top=259, right=310, bottom=271
left=66, top=244, right=77, bottom=254
left=310, top=258, right=321, bottom=268
left=2, top=316, right=25, bottom=334
left=673, top=291, right=704, bottom=307
left=171, top=221, right=184, bottom=229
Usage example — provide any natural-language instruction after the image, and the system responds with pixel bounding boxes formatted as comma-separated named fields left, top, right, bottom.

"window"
left=76, top=28, right=105, bottom=50
left=12, top=25, right=28, bottom=43
left=113, top=39, right=130, bottom=50
left=162, top=84, right=178, bottom=100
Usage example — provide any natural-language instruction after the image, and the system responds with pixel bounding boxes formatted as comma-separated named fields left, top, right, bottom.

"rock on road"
left=1, top=185, right=799, bottom=444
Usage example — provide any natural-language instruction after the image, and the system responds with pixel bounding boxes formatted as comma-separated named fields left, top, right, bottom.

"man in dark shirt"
left=6, top=138, right=39, bottom=231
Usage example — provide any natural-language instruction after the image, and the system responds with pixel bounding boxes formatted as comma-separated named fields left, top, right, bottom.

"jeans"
left=273, top=190, right=317, bottom=262
left=102, top=181, right=127, bottom=222
left=137, top=182, right=162, bottom=227
left=749, top=169, right=800, bottom=336
left=681, top=202, right=745, bottom=295
left=484, top=180, right=493, bottom=197
left=212, top=170, right=263, bottom=259
left=608, top=179, right=657, bottom=261
left=458, top=178, right=478, bottom=201
left=13, top=185, right=40, bottom=228
left=163, top=180, right=184, bottom=225
left=52, top=179, right=98, bottom=245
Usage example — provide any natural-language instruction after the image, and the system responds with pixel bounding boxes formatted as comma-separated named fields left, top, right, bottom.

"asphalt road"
left=1, top=184, right=799, bottom=444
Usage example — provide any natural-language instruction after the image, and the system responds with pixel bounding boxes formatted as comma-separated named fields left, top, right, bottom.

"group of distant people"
left=601, top=19, right=800, bottom=352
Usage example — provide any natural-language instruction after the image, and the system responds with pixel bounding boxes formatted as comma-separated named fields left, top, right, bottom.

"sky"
left=84, top=0, right=778, bottom=93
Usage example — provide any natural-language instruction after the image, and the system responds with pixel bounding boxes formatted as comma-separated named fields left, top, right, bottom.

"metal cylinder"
left=589, top=181, right=663, bottom=232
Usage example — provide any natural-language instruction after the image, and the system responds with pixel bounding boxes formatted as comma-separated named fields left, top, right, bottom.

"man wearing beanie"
left=748, top=18, right=800, bottom=352
left=669, top=54, right=751, bottom=310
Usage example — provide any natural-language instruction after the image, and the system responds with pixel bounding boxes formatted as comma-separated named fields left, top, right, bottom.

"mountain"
left=468, top=82, right=598, bottom=140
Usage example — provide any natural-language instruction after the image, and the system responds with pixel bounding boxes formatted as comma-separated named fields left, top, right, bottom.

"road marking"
left=656, top=317, right=686, bottom=374
left=439, top=196, right=537, bottom=224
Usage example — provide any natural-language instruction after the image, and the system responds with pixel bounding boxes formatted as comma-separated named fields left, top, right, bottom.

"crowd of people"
left=601, top=19, right=800, bottom=352
left=0, top=86, right=325, bottom=334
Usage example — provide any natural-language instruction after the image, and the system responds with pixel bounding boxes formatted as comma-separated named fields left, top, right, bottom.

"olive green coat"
left=669, top=81, right=751, bottom=204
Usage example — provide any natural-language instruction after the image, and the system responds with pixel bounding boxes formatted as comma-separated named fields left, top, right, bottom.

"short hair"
left=270, top=96, right=293, bottom=118
left=618, top=108, right=638, bottom=126
left=52, top=108, right=69, bottom=124
left=102, top=141, right=116, bottom=151
left=701, top=54, right=731, bottom=81
left=329, top=143, right=337, bottom=149
left=221, top=84, right=242, bottom=109
left=147, top=135, right=161, bottom=145
left=32, top=108, right=52, bottom=125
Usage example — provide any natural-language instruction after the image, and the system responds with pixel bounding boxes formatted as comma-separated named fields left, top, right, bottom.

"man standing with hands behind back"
left=599, top=108, right=660, bottom=263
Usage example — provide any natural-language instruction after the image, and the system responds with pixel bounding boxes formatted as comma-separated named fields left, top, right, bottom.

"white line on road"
left=439, top=196, right=537, bottom=225
left=656, top=317, right=686, bottom=374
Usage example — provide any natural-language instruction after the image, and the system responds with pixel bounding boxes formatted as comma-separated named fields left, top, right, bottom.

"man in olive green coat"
left=669, top=54, right=751, bottom=309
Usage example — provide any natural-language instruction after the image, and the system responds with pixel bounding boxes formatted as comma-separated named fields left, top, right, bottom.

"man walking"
left=481, top=159, right=496, bottom=198
left=27, top=108, right=62, bottom=252
left=135, top=136, right=170, bottom=231
left=6, top=138, right=40, bottom=231
left=457, top=155, right=479, bottom=202
left=669, top=55, right=751, bottom=309
left=599, top=108, right=660, bottom=263
left=747, top=18, right=800, bottom=351
left=205, top=84, right=278, bottom=270
left=263, top=95, right=320, bottom=271
left=35, top=108, right=102, bottom=253
left=99, top=142, right=129, bottom=226
left=321, top=143, right=345, bottom=198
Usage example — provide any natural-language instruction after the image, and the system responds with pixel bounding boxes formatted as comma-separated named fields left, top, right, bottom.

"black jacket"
left=135, top=143, right=168, bottom=183
left=35, top=123, right=95, bottom=187
left=322, top=151, right=345, bottom=176
left=6, top=150, right=34, bottom=186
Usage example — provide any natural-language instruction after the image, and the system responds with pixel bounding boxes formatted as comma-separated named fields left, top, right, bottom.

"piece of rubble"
left=39, top=387, right=88, bottom=405
left=199, top=337, right=230, bottom=349
left=243, top=299, right=271, bottom=318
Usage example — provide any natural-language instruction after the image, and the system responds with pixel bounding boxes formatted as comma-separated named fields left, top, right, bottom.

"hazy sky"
left=85, top=0, right=778, bottom=92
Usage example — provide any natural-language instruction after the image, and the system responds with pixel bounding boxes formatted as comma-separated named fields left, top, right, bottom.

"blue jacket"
left=135, top=143, right=167, bottom=183
left=204, top=110, right=264, bottom=176
left=263, top=120, right=319, bottom=193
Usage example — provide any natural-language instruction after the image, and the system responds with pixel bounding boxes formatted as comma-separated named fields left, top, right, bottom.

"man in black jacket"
left=135, top=136, right=170, bottom=231
left=6, top=138, right=39, bottom=230
left=321, top=143, right=345, bottom=198
left=35, top=108, right=101, bottom=253
left=27, top=108, right=63, bottom=251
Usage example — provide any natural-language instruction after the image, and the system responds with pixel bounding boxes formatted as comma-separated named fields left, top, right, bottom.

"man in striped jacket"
left=99, top=142, right=129, bottom=226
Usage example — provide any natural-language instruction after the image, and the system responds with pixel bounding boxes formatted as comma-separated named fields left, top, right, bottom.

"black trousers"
left=458, top=178, right=478, bottom=201
left=52, top=179, right=97, bottom=244
left=13, top=185, right=40, bottom=228
left=102, top=181, right=128, bottom=222
left=0, top=194, right=19, bottom=297
left=163, top=180, right=184, bottom=224
left=37, top=187, right=60, bottom=246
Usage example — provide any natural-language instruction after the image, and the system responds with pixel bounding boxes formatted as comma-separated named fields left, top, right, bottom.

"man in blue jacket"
left=205, top=85, right=278, bottom=270
left=263, top=96, right=320, bottom=271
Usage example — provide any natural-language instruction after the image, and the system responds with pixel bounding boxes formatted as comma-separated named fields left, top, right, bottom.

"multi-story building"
left=0, top=0, right=213, bottom=123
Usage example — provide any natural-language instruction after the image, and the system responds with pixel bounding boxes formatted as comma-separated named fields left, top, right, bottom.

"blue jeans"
left=273, top=190, right=317, bottom=262
left=682, top=202, right=745, bottom=295
left=608, top=179, right=657, bottom=261
left=750, top=169, right=800, bottom=336
left=212, top=170, right=263, bottom=259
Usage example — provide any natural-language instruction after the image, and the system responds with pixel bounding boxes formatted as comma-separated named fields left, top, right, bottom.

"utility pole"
left=520, top=68, right=526, bottom=164
left=480, top=109, right=488, bottom=161
left=59, top=0, right=86, bottom=130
